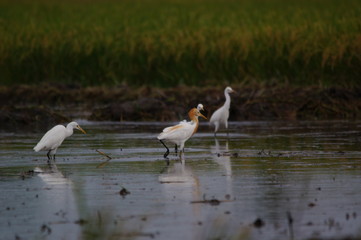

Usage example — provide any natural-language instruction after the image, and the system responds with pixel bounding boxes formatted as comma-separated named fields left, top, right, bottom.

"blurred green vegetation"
left=0, top=0, right=360, bottom=87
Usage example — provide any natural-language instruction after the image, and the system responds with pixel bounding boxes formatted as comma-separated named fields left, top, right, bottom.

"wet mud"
left=1, top=84, right=361, bottom=131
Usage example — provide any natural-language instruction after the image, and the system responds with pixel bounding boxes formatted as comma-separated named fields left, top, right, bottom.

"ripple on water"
left=0, top=120, right=360, bottom=240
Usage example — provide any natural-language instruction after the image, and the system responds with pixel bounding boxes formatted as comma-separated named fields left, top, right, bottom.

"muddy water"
left=0, top=121, right=361, bottom=240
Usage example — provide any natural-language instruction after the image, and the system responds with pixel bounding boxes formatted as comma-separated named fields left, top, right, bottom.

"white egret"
left=33, top=121, right=86, bottom=161
left=209, top=86, right=235, bottom=136
left=158, top=107, right=207, bottom=158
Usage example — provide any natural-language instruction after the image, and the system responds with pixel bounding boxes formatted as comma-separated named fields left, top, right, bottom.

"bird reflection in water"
left=211, top=138, right=232, bottom=179
left=158, top=154, right=203, bottom=239
left=159, top=152, right=193, bottom=183
left=33, top=162, right=81, bottom=239
left=35, top=162, right=72, bottom=186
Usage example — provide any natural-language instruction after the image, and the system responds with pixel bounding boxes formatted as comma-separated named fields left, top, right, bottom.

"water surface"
left=0, top=121, right=360, bottom=240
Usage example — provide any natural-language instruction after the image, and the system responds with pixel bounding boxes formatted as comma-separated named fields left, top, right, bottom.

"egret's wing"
left=210, top=107, right=223, bottom=123
left=34, top=125, right=66, bottom=151
left=158, top=123, right=182, bottom=138
left=161, top=122, right=185, bottom=134
left=158, top=122, right=194, bottom=141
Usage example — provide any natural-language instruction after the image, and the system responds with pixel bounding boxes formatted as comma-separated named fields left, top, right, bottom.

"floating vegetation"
left=191, top=194, right=233, bottom=206
left=119, top=187, right=131, bottom=197
left=96, top=149, right=113, bottom=168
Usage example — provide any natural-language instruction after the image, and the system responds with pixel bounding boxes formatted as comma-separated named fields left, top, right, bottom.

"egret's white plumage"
left=158, top=107, right=207, bottom=158
left=209, top=86, right=235, bottom=135
left=33, top=121, right=86, bottom=161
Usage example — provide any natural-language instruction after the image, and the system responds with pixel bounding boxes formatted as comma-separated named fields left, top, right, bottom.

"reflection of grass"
left=200, top=215, right=252, bottom=240
left=81, top=210, right=155, bottom=240
left=0, top=0, right=360, bottom=86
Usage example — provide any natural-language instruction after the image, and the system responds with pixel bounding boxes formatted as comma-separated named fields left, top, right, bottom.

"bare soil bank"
left=1, top=84, right=360, bottom=131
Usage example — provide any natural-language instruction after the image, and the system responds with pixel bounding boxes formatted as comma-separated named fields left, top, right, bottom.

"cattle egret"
left=209, top=86, right=235, bottom=136
left=33, top=121, right=86, bottom=161
left=174, top=104, right=205, bottom=153
left=158, top=107, right=207, bottom=158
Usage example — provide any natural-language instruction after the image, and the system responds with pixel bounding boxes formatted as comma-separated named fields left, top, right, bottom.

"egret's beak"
left=77, top=125, right=87, bottom=134
left=199, top=112, right=207, bottom=120
left=231, top=89, right=237, bottom=94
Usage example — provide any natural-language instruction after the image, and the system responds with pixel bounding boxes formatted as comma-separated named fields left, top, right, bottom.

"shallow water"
left=0, top=120, right=361, bottom=240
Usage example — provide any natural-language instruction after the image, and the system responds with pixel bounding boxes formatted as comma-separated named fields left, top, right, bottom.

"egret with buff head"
left=158, top=106, right=207, bottom=159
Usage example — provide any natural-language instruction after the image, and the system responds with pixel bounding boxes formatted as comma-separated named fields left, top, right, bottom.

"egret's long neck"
left=65, top=125, right=74, bottom=138
left=191, top=116, right=199, bottom=136
left=188, top=108, right=200, bottom=136
left=224, top=90, right=231, bottom=109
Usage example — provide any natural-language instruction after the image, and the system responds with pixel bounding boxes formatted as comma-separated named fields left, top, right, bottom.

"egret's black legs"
left=46, top=150, right=56, bottom=163
left=159, top=140, right=170, bottom=158
left=179, top=150, right=184, bottom=163
left=174, top=144, right=178, bottom=155
left=177, top=148, right=185, bottom=161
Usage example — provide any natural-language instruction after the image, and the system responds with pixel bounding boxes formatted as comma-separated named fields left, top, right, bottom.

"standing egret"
left=174, top=103, right=205, bottom=153
left=33, top=121, right=86, bottom=161
left=209, top=86, right=235, bottom=136
left=158, top=107, right=207, bottom=159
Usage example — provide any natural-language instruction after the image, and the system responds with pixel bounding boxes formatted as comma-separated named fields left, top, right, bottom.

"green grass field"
left=0, top=0, right=360, bottom=87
